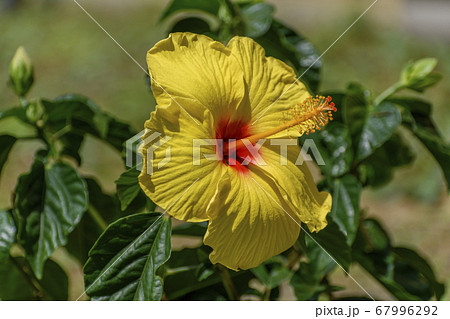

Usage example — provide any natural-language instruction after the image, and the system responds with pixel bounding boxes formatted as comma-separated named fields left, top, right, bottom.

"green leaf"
left=357, top=133, right=415, bottom=187
left=354, top=219, right=444, bottom=300
left=115, top=166, right=142, bottom=211
left=356, top=218, right=390, bottom=251
left=160, top=0, right=221, bottom=21
left=411, top=128, right=450, bottom=189
left=15, top=159, right=88, bottom=278
left=0, top=210, right=16, bottom=258
left=389, top=97, right=450, bottom=189
left=0, top=107, right=29, bottom=123
left=172, top=221, right=208, bottom=237
left=251, top=258, right=292, bottom=289
left=255, top=20, right=321, bottom=92
left=330, top=175, right=361, bottom=245
left=344, top=83, right=402, bottom=161
left=393, top=247, right=445, bottom=300
left=401, top=58, right=441, bottom=92
left=240, top=2, right=274, bottom=37
left=305, top=216, right=351, bottom=271
left=355, top=102, right=401, bottom=162
left=0, top=257, right=35, bottom=300
left=37, top=259, right=69, bottom=300
left=291, top=224, right=347, bottom=300
left=315, top=122, right=353, bottom=177
left=170, top=17, right=213, bottom=34
left=290, top=262, right=327, bottom=300
left=0, top=135, right=16, bottom=176
left=42, top=94, right=135, bottom=162
left=66, top=178, right=121, bottom=263
left=84, top=213, right=172, bottom=300
left=165, top=246, right=255, bottom=300
left=0, top=257, right=68, bottom=301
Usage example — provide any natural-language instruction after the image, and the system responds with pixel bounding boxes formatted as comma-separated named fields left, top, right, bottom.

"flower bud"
left=25, top=100, right=45, bottom=124
left=8, top=46, right=34, bottom=97
left=400, top=58, right=441, bottom=92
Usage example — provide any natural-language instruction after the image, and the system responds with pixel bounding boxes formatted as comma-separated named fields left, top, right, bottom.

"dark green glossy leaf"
left=240, top=2, right=274, bottom=37
left=251, top=258, right=292, bottom=289
left=393, top=247, right=445, bottom=300
left=305, top=216, right=351, bottom=271
left=15, top=159, right=88, bottom=278
left=306, top=241, right=338, bottom=277
left=355, top=218, right=390, bottom=252
left=354, top=219, right=444, bottom=300
left=66, top=178, right=121, bottom=263
left=0, top=257, right=36, bottom=300
left=344, top=83, right=402, bottom=162
left=42, top=94, right=135, bottom=162
left=160, top=0, right=221, bottom=21
left=115, top=166, right=142, bottom=211
left=355, top=102, right=401, bottom=162
left=170, top=17, right=213, bottom=34
left=290, top=262, right=327, bottom=300
left=0, top=257, right=68, bottom=300
left=255, top=20, right=321, bottom=92
left=165, top=246, right=255, bottom=300
left=291, top=224, right=345, bottom=301
left=172, top=221, right=208, bottom=237
left=0, top=210, right=16, bottom=258
left=84, top=213, right=171, bottom=300
left=357, top=133, right=415, bottom=187
left=37, top=259, right=69, bottom=301
left=411, top=128, right=450, bottom=189
left=315, top=122, right=353, bottom=177
left=0, top=135, right=16, bottom=176
left=389, top=97, right=450, bottom=189
left=330, top=175, right=361, bottom=245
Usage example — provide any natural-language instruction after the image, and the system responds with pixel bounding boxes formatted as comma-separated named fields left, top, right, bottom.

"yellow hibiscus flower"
left=139, top=33, right=334, bottom=271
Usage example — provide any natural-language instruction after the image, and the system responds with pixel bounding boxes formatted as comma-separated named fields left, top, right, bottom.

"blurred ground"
left=0, top=0, right=449, bottom=300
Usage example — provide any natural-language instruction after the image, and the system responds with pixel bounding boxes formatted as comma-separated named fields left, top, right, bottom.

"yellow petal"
left=204, top=142, right=331, bottom=270
left=259, top=143, right=332, bottom=232
left=147, top=33, right=250, bottom=124
left=139, top=105, right=224, bottom=222
left=204, top=167, right=301, bottom=270
left=227, top=36, right=311, bottom=138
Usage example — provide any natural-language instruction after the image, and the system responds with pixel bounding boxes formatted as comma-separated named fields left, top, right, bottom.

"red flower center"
left=215, top=118, right=257, bottom=173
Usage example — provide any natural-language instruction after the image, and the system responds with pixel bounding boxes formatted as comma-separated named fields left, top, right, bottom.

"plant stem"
left=374, top=82, right=404, bottom=105
left=87, top=204, right=108, bottom=231
left=263, top=288, right=272, bottom=301
left=51, top=124, right=72, bottom=141
left=217, top=264, right=239, bottom=300
left=19, top=96, right=27, bottom=108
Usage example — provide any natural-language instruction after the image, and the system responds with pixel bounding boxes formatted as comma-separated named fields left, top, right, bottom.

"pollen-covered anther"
left=284, top=95, right=337, bottom=135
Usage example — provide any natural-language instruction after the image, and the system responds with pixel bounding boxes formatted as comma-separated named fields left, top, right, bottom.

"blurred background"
left=0, top=0, right=449, bottom=299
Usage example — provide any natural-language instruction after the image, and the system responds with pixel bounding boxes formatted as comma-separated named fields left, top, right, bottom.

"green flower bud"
left=25, top=100, right=45, bottom=124
left=400, top=58, right=441, bottom=92
left=8, top=46, right=34, bottom=97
